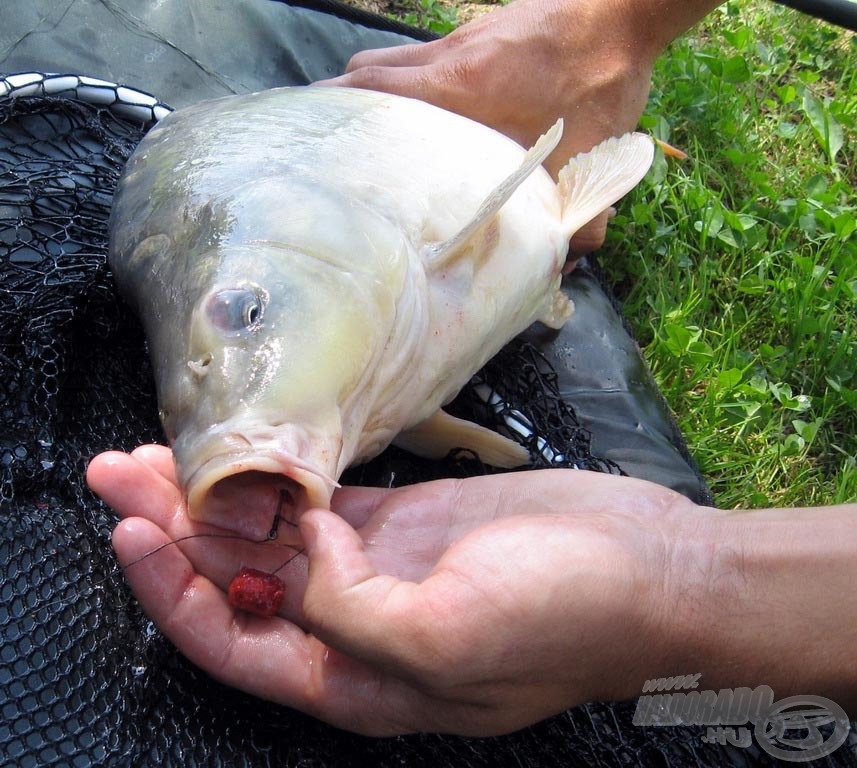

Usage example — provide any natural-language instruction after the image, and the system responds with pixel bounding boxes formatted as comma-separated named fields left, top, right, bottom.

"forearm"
left=650, top=503, right=857, bottom=714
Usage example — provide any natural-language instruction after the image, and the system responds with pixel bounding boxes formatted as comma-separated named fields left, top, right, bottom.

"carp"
left=108, top=85, right=653, bottom=539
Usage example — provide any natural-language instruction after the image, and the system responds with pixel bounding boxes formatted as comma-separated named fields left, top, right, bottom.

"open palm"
left=87, top=444, right=695, bottom=735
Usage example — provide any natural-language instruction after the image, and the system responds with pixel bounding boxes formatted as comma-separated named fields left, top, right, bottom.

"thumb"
left=567, top=209, right=612, bottom=259
left=300, top=509, right=418, bottom=665
left=300, top=507, right=377, bottom=592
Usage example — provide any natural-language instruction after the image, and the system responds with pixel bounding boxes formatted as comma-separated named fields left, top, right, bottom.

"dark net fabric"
left=1, top=78, right=853, bottom=768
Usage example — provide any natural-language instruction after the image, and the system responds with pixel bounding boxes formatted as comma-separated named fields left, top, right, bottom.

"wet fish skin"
left=108, top=85, right=653, bottom=539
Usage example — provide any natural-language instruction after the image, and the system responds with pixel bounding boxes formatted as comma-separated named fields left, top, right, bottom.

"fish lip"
left=180, top=442, right=339, bottom=542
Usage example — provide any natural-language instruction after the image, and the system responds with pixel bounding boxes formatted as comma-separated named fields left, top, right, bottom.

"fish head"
left=109, top=107, right=415, bottom=540
left=112, top=205, right=412, bottom=539
left=152, top=236, right=405, bottom=540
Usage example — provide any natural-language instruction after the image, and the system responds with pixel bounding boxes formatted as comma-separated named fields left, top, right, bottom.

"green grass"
left=394, top=0, right=459, bottom=34
left=385, top=0, right=856, bottom=509
left=600, top=1, right=856, bottom=509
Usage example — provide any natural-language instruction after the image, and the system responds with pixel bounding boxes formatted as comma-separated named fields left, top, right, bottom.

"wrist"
left=618, top=0, right=725, bottom=60
left=653, top=503, right=857, bottom=712
left=568, top=489, right=714, bottom=704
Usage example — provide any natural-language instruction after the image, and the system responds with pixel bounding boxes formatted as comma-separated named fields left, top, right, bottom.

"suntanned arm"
left=643, top=502, right=857, bottom=715
left=298, top=492, right=857, bottom=731
left=623, top=0, right=726, bottom=57
left=319, top=0, right=724, bottom=253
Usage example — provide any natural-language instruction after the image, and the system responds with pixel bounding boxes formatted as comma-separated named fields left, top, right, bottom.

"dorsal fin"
left=422, top=119, right=564, bottom=271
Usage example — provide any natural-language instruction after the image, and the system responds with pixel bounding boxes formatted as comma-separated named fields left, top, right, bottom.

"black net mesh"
left=1, top=75, right=854, bottom=767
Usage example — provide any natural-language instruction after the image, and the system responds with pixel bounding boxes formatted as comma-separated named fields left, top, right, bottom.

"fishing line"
left=116, top=530, right=301, bottom=572
left=119, top=487, right=304, bottom=572
left=270, top=548, right=306, bottom=576
left=31, top=491, right=305, bottom=617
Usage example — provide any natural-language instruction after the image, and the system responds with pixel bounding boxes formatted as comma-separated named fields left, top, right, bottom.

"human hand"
left=87, top=444, right=710, bottom=735
left=317, top=0, right=660, bottom=257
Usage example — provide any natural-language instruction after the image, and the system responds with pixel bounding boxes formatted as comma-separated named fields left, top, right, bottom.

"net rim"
left=0, top=71, right=174, bottom=125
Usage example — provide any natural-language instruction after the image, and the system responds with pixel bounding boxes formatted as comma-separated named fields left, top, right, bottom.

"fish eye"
left=206, top=288, right=267, bottom=333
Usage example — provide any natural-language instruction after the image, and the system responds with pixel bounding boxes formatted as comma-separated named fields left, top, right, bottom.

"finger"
left=301, top=508, right=429, bottom=675
left=113, top=512, right=307, bottom=626
left=345, top=42, right=434, bottom=72
left=115, top=517, right=415, bottom=735
left=314, top=43, right=429, bottom=88
left=314, top=44, right=431, bottom=86
left=87, top=450, right=182, bottom=527
left=568, top=210, right=610, bottom=257
left=90, top=451, right=311, bottom=621
left=156, top=525, right=310, bottom=623
left=130, top=443, right=178, bottom=484
left=113, top=517, right=316, bottom=701
left=316, top=64, right=445, bottom=107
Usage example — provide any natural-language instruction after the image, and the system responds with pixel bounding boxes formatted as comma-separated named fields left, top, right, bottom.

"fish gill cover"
left=0, top=76, right=792, bottom=768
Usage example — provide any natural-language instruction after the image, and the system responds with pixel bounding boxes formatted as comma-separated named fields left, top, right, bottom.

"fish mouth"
left=182, top=447, right=339, bottom=546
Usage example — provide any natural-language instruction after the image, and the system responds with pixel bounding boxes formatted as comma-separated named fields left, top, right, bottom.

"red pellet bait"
left=227, top=567, right=285, bottom=618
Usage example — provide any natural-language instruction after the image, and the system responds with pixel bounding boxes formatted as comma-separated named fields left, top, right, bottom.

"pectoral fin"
left=557, top=132, right=655, bottom=238
left=394, top=410, right=530, bottom=468
left=423, top=120, right=564, bottom=271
